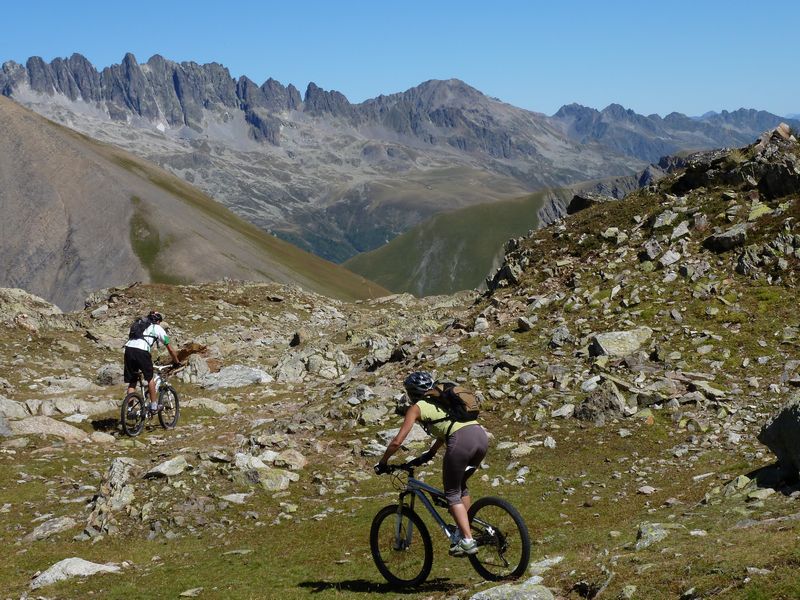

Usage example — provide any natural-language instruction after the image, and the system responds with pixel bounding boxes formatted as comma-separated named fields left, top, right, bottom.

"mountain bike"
left=370, top=463, right=530, bottom=587
left=120, top=365, right=180, bottom=436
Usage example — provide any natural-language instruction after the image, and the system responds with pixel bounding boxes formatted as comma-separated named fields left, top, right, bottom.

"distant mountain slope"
left=549, top=103, right=800, bottom=163
left=344, top=188, right=577, bottom=296
left=0, top=53, right=644, bottom=261
left=343, top=166, right=659, bottom=297
left=0, top=97, right=387, bottom=309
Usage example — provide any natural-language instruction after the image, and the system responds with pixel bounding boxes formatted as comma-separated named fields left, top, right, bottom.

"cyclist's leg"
left=459, top=426, right=489, bottom=512
left=445, top=425, right=489, bottom=539
left=123, top=348, right=140, bottom=395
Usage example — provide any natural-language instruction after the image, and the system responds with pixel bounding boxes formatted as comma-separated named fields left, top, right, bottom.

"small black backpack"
left=128, top=315, right=152, bottom=341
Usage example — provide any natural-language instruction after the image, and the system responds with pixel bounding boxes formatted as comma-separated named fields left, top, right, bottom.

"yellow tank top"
left=417, top=399, right=478, bottom=441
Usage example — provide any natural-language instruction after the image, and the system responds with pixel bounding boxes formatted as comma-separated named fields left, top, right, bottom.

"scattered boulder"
left=145, top=455, right=190, bottom=478
left=24, top=516, right=78, bottom=542
left=590, top=327, right=653, bottom=358
left=9, top=416, right=88, bottom=442
left=575, top=380, right=627, bottom=425
left=200, top=365, right=273, bottom=390
left=758, top=392, right=800, bottom=478
left=96, top=364, right=124, bottom=386
left=471, top=579, right=555, bottom=600
left=86, top=457, right=140, bottom=536
left=0, top=396, right=29, bottom=419
left=30, top=557, right=120, bottom=589
left=635, top=522, right=669, bottom=550
left=703, top=223, right=749, bottom=252
left=567, top=192, right=617, bottom=215
left=184, top=397, right=230, bottom=414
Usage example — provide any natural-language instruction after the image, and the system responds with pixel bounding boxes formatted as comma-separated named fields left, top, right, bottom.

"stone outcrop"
left=567, top=192, right=618, bottom=215
left=590, top=327, right=653, bottom=357
left=30, top=558, right=120, bottom=589
left=758, top=392, right=800, bottom=477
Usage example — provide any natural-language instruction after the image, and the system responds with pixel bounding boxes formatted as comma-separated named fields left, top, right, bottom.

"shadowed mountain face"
left=0, top=96, right=387, bottom=310
left=0, top=53, right=646, bottom=261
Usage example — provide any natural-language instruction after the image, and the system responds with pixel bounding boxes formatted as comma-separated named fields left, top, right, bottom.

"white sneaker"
left=449, top=537, right=477, bottom=557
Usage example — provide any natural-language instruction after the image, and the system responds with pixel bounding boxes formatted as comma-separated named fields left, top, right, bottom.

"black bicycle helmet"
left=149, top=311, right=164, bottom=323
left=403, top=371, right=434, bottom=399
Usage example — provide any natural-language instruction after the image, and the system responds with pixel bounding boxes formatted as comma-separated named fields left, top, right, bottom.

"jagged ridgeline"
left=1, top=127, right=800, bottom=598
left=4, top=52, right=799, bottom=266
left=0, top=96, right=388, bottom=310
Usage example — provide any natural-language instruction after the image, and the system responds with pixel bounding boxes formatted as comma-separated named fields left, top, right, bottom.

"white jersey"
left=124, top=323, right=170, bottom=352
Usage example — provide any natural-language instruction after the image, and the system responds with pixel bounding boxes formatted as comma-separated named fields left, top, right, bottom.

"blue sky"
left=1, top=0, right=797, bottom=117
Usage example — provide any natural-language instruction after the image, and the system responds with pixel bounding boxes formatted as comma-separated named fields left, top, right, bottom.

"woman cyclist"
left=375, top=371, right=489, bottom=556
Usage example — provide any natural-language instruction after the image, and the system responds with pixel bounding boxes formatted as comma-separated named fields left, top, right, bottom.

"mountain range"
left=5, top=52, right=796, bottom=267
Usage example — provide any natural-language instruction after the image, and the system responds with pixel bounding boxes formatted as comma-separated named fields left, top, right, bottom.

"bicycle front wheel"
left=370, top=504, right=432, bottom=587
left=158, top=385, right=180, bottom=429
left=468, top=496, right=531, bottom=580
left=120, top=392, right=146, bottom=437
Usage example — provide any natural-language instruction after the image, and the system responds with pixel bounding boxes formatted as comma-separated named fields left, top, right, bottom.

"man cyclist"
left=375, top=371, right=489, bottom=557
left=123, top=311, right=181, bottom=413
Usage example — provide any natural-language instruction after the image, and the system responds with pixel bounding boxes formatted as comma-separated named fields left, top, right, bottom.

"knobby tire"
left=468, top=496, right=531, bottom=580
left=120, top=391, right=145, bottom=437
left=158, top=385, right=180, bottom=429
left=370, top=504, right=433, bottom=587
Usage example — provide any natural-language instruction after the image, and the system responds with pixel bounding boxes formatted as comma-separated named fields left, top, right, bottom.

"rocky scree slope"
left=0, top=96, right=387, bottom=310
left=1, top=127, right=800, bottom=598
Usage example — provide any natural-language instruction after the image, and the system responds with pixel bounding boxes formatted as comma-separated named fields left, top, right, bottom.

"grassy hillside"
left=0, top=96, right=388, bottom=306
left=344, top=188, right=575, bottom=296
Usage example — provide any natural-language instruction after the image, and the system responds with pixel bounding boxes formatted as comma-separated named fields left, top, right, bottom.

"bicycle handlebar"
left=384, top=463, right=415, bottom=475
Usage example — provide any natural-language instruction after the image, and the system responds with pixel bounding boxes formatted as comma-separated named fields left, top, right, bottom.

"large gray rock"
left=30, top=557, right=120, bottom=589
left=95, top=364, right=124, bottom=386
left=471, top=578, right=555, bottom=600
left=200, top=365, right=273, bottom=390
left=9, top=416, right=88, bottom=442
left=177, top=353, right=211, bottom=385
left=590, top=327, right=653, bottom=357
left=24, top=516, right=77, bottom=542
left=703, top=223, right=749, bottom=252
left=0, top=414, right=10, bottom=437
left=145, top=455, right=190, bottom=478
left=575, top=380, right=627, bottom=425
left=758, top=392, right=800, bottom=477
left=0, top=396, right=29, bottom=419
left=86, top=457, right=140, bottom=536
left=635, top=522, right=670, bottom=550
left=259, top=467, right=300, bottom=491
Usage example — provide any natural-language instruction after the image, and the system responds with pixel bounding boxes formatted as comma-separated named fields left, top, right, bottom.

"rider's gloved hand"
left=172, top=361, right=183, bottom=368
left=373, top=462, right=389, bottom=475
left=406, top=450, right=435, bottom=467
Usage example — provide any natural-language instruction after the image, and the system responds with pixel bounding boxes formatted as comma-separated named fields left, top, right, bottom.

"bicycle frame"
left=397, top=475, right=453, bottom=541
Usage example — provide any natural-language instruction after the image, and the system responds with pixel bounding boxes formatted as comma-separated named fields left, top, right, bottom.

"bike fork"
left=394, top=494, right=415, bottom=550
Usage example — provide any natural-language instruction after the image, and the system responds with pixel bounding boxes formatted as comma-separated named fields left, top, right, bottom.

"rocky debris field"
left=1, top=126, right=800, bottom=599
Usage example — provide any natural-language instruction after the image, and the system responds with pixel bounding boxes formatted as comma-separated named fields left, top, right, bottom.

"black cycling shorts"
left=124, top=347, right=153, bottom=384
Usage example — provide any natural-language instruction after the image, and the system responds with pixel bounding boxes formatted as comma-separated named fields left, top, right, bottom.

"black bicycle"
left=370, top=463, right=530, bottom=587
left=120, top=365, right=180, bottom=436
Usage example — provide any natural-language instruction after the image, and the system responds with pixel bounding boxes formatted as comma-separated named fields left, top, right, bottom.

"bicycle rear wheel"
left=120, top=392, right=146, bottom=437
left=158, top=385, right=180, bottom=429
left=468, top=496, right=531, bottom=580
left=370, top=504, right=432, bottom=587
